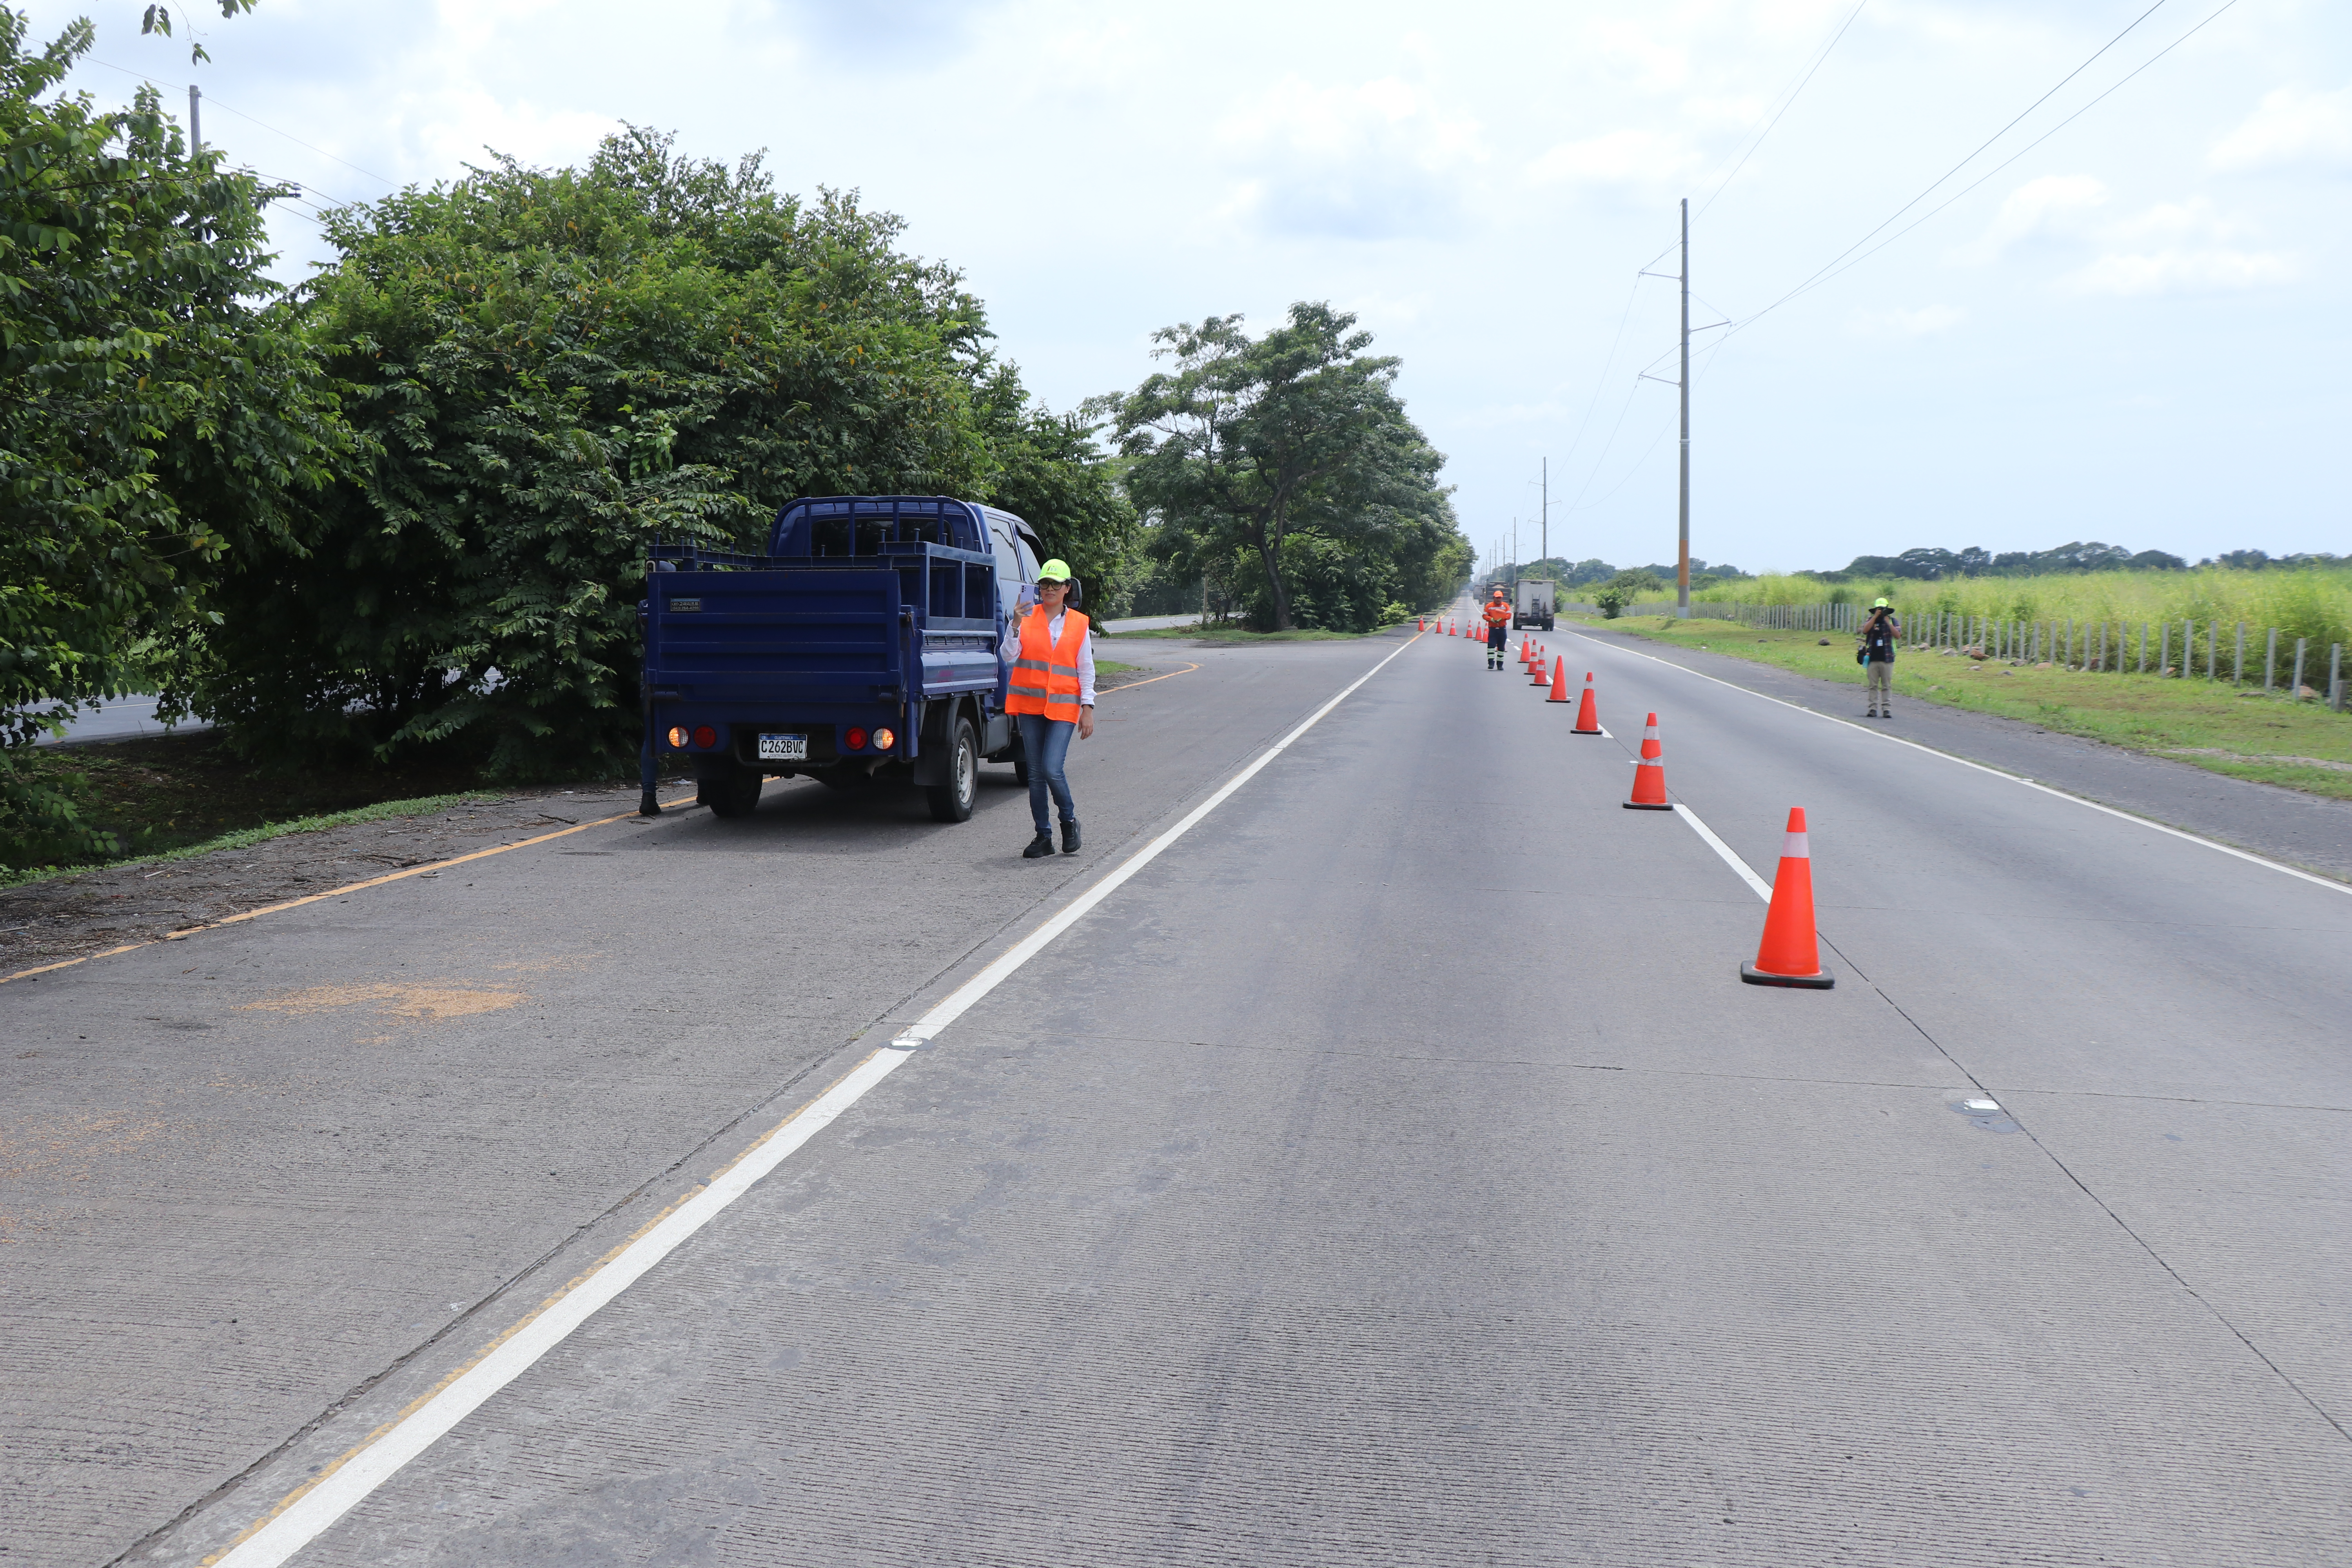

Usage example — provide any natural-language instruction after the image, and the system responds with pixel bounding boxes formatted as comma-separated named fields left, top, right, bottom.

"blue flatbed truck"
left=637, top=495, right=1049, bottom=822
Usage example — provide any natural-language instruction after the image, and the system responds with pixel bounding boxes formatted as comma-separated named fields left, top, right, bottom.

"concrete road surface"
left=27, top=693, right=211, bottom=747
left=1100, top=613, right=1200, bottom=634
left=5, top=620, right=2348, bottom=1566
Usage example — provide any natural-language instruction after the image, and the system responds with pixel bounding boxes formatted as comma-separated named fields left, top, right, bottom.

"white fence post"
left=2266, top=627, right=2278, bottom=691
left=2293, top=637, right=2307, bottom=698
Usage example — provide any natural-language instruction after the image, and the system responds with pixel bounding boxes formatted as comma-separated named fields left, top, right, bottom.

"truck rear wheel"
left=926, top=715, right=978, bottom=822
left=702, top=765, right=764, bottom=818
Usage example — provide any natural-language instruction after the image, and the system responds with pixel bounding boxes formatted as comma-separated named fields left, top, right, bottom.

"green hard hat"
left=1873, top=597, right=1890, bottom=608
left=1037, top=559, right=1073, bottom=582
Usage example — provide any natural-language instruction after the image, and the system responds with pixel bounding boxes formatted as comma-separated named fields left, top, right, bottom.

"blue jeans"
left=1016, top=712, right=1076, bottom=833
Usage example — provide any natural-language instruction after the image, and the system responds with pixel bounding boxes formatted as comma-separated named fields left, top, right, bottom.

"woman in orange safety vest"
left=1001, top=559, right=1095, bottom=859
left=1483, top=586, right=1512, bottom=671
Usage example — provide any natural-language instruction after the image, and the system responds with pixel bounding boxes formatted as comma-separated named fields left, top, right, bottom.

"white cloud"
left=1847, top=303, right=1964, bottom=339
left=1216, top=76, right=1486, bottom=240
left=2061, top=249, right=2300, bottom=297
left=2208, top=83, right=2352, bottom=173
left=1961, top=180, right=2297, bottom=298
left=1955, top=174, right=2109, bottom=262
left=1525, top=127, right=1705, bottom=189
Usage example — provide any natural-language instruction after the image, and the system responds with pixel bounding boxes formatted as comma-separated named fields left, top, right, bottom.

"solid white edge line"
left=1570, top=628, right=2352, bottom=899
left=207, top=632, right=1424, bottom=1567
left=894, top=631, right=1424, bottom=1046
left=1672, top=803, right=1774, bottom=903
left=211, top=1045, right=912, bottom=1568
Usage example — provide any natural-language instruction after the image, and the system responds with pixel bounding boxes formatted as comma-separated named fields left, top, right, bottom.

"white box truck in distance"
left=1514, top=579, right=1555, bottom=631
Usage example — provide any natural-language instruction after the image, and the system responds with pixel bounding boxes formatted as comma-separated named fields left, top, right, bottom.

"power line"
left=1733, top=0, right=2243, bottom=328
left=1730, top=0, right=2187, bottom=333
left=82, top=56, right=399, bottom=189
left=1691, top=0, right=1871, bottom=225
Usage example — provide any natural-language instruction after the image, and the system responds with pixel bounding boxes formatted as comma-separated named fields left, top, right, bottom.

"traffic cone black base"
left=1621, top=799, right=1673, bottom=811
left=1740, top=959, right=1835, bottom=989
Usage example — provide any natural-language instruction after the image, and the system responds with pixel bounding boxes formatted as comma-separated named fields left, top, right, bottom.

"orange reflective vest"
left=1007, top=608, right=1089, bottom=721
left=1484, top=598, right=1510, bottom=627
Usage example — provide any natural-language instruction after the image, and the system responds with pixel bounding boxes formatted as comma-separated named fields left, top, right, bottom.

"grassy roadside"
left=1564, top=611, right=2352, bottom=803
left=0, top=789, right=506, bottom=892
left=1, top=730, right=685, bottom=887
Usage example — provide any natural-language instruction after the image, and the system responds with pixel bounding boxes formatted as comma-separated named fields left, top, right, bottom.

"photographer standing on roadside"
left=1860, top=598, right=1902, bottom=719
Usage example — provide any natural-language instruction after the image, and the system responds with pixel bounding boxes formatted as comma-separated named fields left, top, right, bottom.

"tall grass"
left=1695, top=566, right=2352, bottom=652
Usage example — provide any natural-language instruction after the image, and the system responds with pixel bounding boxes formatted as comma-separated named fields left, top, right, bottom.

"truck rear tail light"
left=692, top=726, right=717, bottom=749
left=844, top=727, right=868, bottom=751
left=666, top=726, right=688, bottom=748
left=872, top=726, right=895, bottom=751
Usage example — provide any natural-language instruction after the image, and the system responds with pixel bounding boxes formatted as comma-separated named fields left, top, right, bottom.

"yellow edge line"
left=1100, top=660, right=1201, bottom=693
left=2, top=793, right=698, bottom=987
left=197, top=1047, right=887, bottom=1563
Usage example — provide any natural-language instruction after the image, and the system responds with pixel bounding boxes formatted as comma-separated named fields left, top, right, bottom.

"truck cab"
left=641, top=495, right=1048, bottom=824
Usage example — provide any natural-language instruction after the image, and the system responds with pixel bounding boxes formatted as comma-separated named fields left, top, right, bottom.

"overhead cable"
left=1729, top=0, right=2202, bottom=334
left=1731, top=0, right=2243, bottom=328
left=1692, top=0, right=1871, bottom=224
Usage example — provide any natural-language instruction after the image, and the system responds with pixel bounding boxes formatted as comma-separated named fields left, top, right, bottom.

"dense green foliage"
left=1096, top=304, right=1468, bottom=632
left=0, top=12, right=349, bottom=864
left=198, top=128, right=1126, bottom=777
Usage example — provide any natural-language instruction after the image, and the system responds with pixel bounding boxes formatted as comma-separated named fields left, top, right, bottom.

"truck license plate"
left=757, top=733, right=807, bottom=761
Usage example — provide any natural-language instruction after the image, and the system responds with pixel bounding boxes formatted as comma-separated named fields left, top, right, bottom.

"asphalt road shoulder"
left=1568, top=621, right=2352, bottom=884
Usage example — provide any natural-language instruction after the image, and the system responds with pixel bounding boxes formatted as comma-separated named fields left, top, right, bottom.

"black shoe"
left=1022, top=832, right=1056, bottom=859
left=1060, top=819, right=1081, bottom=854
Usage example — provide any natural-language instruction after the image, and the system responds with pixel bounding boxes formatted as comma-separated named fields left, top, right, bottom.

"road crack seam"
left=1824, top=933, right=2352, bottom=1448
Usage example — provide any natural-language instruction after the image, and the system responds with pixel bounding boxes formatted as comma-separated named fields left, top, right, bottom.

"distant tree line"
left=1489, top=557, right=1751, bottom=595
left=1811, top=541, right=2345, bottom=581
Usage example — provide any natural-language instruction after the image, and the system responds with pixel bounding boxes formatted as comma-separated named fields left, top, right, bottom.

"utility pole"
left=1677, top=197, right=1690, bottom=618
left=188, top=85, right=201, bottom=151
left=1540, top=457, right=1548, bottom=573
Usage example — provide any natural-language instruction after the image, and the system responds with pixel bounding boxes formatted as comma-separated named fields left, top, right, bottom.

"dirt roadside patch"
left=0, top=784, right=660, bottom=979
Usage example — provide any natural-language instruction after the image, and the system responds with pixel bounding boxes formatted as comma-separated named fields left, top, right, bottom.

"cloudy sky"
left=30, top=0, right=2349, bottom=574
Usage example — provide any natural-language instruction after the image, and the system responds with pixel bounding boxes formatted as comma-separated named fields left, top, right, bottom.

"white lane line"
left=1672, top=803, right=1773, bottom=902
left=895, top=631, right=1422, bottom=1047
left=206, top=632, right=1425, bottom=1568
left=1570, top=630, right=2352, bottom=900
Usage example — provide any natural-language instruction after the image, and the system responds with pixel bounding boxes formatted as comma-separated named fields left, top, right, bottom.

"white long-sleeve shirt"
left=1000, top=608, right=1096, bottom=706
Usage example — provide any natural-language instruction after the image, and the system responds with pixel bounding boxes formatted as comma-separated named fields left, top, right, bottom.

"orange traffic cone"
left=1528, top=655, right=1550, bottom=686
left=1741, top=808, right=1834, bottom=988
left=1570, top=672, right=1602, bottom=735
left=1546, top=656, right=1569, bottom=702
left=1623, top=712, right=1670, bottom=809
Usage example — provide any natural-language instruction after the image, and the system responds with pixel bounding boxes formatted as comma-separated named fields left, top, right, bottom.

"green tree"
left=141, top=0, right=257, bottom=65
left=0, top=12, right=349, bottom=865
left=975, top=368, right=1140, bottom=614
left=1096, top=303, right=1463, bottom=631
left=197, top=128, right=1007, bottom=777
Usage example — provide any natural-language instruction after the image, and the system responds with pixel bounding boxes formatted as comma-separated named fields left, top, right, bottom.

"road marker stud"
left=1546, top=657, right=1569, bottom=702
left=1571, top=672, right=1604, bottom=734
left=1624, top=712, right=1671, bottom=809
left=1740, top=807, right=1835, bottom=989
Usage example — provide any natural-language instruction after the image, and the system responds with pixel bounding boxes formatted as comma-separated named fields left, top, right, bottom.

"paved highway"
left=5, top=619, right=2348, bottom=1565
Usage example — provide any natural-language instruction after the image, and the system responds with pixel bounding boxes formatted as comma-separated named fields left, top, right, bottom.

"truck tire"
left=926, top=715, right=978, bottom=822
left=702, top=765, right=764, bottom=819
